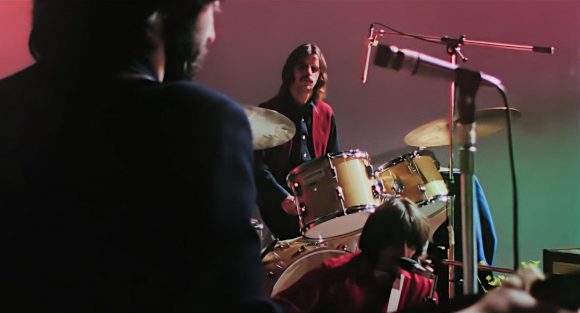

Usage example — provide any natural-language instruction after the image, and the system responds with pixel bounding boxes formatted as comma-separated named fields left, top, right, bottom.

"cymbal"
left=404, top=107, right=521, bottom=147
left=243, top=105, right=296, bottom=150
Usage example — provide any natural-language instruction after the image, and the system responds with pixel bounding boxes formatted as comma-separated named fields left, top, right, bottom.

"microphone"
left=361, top=24, right=377, bottom=83
left=373, top=44, right=504, bottom=89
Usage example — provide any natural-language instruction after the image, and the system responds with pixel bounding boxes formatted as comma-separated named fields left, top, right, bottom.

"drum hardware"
left=371, top=183, right=383, bottom=199
left=292, top=182, right=302, bottom=196
left=335, top=186, right=345, bottom=202
left=390, top=179, right=403, bottom=195
left=261, top=237, right=280, bottom=260
left=442, top=260, right=514, bottom=274
left=329, top=165, right=337, bottom=178
left=365, top=164, right=374, bottom=178
left=407, top=156, right=419, bottom=174
left=250, top=217, right=263, bottom=236
left=299, top=203, right=307, bottom=215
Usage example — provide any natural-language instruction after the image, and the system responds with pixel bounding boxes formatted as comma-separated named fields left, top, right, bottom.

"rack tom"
left=287, top=150, right=382, bottom=239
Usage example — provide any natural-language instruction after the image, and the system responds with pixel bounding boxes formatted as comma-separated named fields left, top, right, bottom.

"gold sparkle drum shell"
left=287, top=150, right=382, bottom=239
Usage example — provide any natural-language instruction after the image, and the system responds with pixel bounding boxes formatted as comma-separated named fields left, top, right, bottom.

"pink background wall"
left=1, top=1, right=579, bottom=270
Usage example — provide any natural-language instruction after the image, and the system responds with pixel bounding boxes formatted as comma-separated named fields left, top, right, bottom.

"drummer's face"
left=291, top=54, right=320, bottom=93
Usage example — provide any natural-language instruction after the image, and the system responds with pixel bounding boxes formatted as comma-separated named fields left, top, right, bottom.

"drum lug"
left=299, top=203, right=307, bottom=216
left=392, top=179, right=404, bottom=194
left=407, top=163, right=418, bottom=174
left=372, top=184, right=382, bottom=199
left=365, top=164, right=374, bottom=178
left=418, top=184, right=426, bottom=193
left=292, top=182, right=302, bottom=197
left=406, top=155, right=419, bottom=174
left=267, top=271, right=275, bottom=277
left=329, top=165, right=337, bottom=179
left=335, top=186, right=345, bottom=202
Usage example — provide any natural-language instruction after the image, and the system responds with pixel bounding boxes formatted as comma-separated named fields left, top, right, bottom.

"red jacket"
left=273, top=252, right=437, bottom=313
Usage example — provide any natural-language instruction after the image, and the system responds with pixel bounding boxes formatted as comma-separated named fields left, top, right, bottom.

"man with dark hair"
left=0, top=1, right=276, bottom=311
left=271, top=198, right=436, bottom=313
left=255, top=43, right=340, bottom=240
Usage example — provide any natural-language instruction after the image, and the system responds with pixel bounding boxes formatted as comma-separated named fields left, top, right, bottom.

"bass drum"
left=262, top=232, right=361, bottom=297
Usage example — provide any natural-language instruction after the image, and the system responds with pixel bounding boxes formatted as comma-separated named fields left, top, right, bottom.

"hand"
left=505, top=267, right=546, bottom=293
left=281, top=195, right=298, bottom=216
left=458, top=287, right=541, bottom=313
left=457, top=270, right=564, bottom=313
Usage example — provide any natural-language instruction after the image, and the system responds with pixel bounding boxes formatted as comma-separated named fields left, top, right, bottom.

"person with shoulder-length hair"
left=255, top=43, right=340, bottom=240
left=272, top=198, right=436, bottom=313
left=0, top=1, right=278, bottom=312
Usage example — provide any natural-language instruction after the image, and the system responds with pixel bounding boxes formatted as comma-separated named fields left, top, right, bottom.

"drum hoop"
left=301, top=211, right=345, bottom=235
left=377, top=149, right=433, bottom=172
left=418, top=194, right=449, bottom=206
left=344, top=205, right=376, bottom=215
left=377, top=156, right=407, bottom=172
left=302, top=206, right=374, bottom=239
left=286, top=157, right=327, bottom=179
left=280, top=247, right=347, bottom=267
left=328, top=149, right=369, bottom=160
left=300, top=228, right=362, bottom=245
left=286, top=155, right=332, bottom=184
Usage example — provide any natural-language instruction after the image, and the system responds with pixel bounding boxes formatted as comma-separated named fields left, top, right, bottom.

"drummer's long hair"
left=359, top=198, right=430, bottom=265
left=280, top=43, right=328, bottom=101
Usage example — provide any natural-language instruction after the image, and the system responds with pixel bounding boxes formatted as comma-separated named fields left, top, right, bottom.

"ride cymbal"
left=404, top=107, right=521, bottom=147
left=243, top=105, right=296, bottom=150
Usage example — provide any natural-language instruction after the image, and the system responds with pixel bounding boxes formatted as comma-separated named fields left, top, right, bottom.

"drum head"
left=271, top=248, right=347, bottom=296
left=304, top=211, right=370, bottom=239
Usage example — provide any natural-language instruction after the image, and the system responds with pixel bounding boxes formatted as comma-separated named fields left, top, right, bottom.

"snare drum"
left=262, top=232, right=361, bottom=296
left=376, top=150, right=448, bottom=217
left=287, top=150, right=382, bottom=239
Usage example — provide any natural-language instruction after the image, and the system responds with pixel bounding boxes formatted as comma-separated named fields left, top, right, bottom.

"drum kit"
left=243, top=105, right=521, bottom=297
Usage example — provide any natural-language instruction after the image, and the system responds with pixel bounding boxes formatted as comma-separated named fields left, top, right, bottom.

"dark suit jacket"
left=0, top=62, right=276, bottom=312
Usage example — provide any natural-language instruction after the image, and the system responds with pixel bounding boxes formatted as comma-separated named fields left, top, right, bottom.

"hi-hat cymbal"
left=404, top=107, right=521, bottom=147
left=243, top=105, right=296, bottom=150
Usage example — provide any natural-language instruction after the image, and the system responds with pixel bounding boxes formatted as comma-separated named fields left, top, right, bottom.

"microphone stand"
left=371, top=27, right=553, bottom=297
left=446, top=39, right=459, bottom=300
left=455, top=68, right=482, bottom=296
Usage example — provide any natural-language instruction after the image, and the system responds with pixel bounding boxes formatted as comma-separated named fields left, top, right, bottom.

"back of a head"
left=30, top=0, right=214, bottom=78
left=359, top=198, right=430, bottom=263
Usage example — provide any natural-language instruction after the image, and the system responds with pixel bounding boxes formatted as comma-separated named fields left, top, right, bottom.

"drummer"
left=255, top=43, right=340, bottom=240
